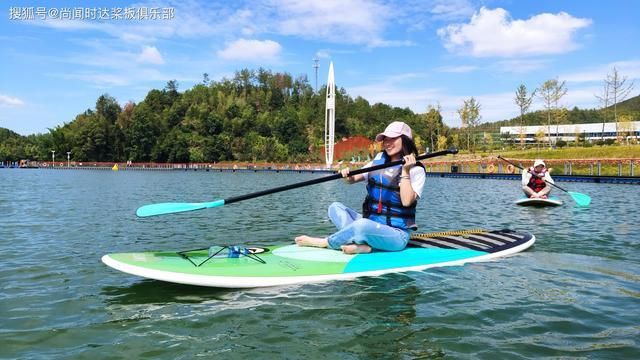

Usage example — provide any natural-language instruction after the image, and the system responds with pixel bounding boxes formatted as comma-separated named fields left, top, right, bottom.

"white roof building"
left=500, top=121, right=640, bottom=142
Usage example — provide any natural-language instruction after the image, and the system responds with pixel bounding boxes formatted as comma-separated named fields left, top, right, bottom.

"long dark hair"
left=400, top=134, right=419, bottom=157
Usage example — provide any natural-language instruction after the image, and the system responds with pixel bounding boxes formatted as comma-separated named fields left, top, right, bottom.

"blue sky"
left=1, top=0, right=639, bottom=135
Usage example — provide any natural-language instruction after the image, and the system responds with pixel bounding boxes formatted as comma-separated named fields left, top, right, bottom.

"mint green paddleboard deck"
left=102, top=229, right=535, bottom=288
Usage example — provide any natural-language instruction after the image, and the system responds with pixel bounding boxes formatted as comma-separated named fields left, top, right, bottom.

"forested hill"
left=1, top=69, right=434, bottom=163
left=477, top=93, right=640, bottom=131
left=615, top=93, right=640, bottom=112
left=0, top=128, right=26, bottom=161
left=1, top=127, right=22, bottom=141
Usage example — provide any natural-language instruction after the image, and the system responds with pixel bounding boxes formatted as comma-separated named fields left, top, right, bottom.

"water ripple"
left=1, top=170, right=639, bottom=359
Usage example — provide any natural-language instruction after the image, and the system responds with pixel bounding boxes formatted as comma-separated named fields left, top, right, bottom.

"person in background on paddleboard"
left=295, top=121, right=426, bottom=254
left=522, top=159, right=554, bottom=199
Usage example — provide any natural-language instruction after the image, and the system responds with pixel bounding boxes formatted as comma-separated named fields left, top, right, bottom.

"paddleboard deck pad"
left=102, top=229, right=535, bottom=288
left=515, top=197, right=563, bottom=207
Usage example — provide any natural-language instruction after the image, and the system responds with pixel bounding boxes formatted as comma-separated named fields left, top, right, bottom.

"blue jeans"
left=326, top=202, right=410, bottom=251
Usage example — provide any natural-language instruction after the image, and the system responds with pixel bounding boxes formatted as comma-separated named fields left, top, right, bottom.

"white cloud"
left=347, top=76, right=608, bottom=127
left=120, top=33, right=148, bottom=43
left=315, top=50, right=331, bottom=59
left=22, top=1, right=411, bottom=53
left=560, top=85, right=604, bottom=110
left=27, top=17, right=102, bottom=31
left=349, top=82, right=523, bottom=126
left=274, top=0, right=394, bottom=46
left=390, top=0, right=475, bottom=32
left=368, top=39, right=415, bottom=47
left=435, top=65, right=478, bottom=73
left=438, top=7, right=592, bottom=57
left=562, top=60, right=640, bottom=83
left=494, top=59, right=548, bottom=73
left=352, top=86, right=443, bottom=112
left=0, top=94, right=25, bottom=107
left=429, top=0, right=475, bottom=21
left=25, top=1, right=399, bottom=48
left=349, top=79, right=445, bottom=114
left=64, top=72, right=131, bottom=87
left=137, top=46, right=165, bottom=64
left=52, top=66, right=198, bottom=88
left=347, top=72, right=521, bottom=126
left=25, top=2, right=238, bottom=42
left=217, top=39, right=282, bottom=61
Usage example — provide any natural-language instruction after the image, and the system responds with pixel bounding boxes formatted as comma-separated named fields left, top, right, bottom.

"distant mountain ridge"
left=613, top=93, right=640, bottom=112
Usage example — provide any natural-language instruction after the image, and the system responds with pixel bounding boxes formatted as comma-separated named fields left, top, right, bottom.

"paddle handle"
left=497, top=156, right=569, bottom=193
left=225, top=148, right=458, bottom=205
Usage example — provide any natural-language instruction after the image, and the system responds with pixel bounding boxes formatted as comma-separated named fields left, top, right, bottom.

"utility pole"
left=312, top=57, right=319, bottom=93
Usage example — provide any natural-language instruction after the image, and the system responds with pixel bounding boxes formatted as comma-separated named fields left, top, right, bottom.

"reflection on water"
left=102, top=279, right=235, bottom=305
left=1, top=169, right=639, bottom=359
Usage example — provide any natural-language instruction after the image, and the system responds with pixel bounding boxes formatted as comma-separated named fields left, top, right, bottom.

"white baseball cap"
left=533, top=159, right=546, bottom=167
left=375, top=121, right=412, bottom=141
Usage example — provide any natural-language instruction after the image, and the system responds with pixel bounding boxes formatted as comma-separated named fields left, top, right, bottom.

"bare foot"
left=295, top=235, right=328, bottom=248
left=341, top=244, right=372, bottom=254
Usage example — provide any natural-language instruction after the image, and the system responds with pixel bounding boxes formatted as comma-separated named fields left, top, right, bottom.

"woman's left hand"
left=402, top=154, right=416, bottom=172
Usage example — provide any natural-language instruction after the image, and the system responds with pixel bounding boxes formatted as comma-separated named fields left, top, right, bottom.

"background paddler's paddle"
left=137, top=148, right=459, bottom=217
left=497, top=155, right=591, bottom=207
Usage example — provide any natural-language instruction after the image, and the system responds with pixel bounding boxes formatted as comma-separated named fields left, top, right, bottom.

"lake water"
left=1, top=169, right=638, bottom=359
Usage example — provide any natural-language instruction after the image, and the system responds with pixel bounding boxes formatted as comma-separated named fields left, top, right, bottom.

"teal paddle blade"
left=568, top=191, right=591, bottom=207
left=136, top=200, right=224, bottom=217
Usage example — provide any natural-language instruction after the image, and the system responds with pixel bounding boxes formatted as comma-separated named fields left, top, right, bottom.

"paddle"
left=136, top=148, right=459, bottom=217
left=497, top=155, right=591, bottom=207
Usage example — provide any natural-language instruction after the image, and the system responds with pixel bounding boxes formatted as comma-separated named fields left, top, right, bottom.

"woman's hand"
left=402, top=154, right=416, bottom=174
left=340, top=167, right=354, bottom=183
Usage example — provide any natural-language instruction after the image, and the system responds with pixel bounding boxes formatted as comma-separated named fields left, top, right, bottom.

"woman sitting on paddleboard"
left=522, top=159, right=554, bottom=199
left=295, top=121, right=426, bottom=254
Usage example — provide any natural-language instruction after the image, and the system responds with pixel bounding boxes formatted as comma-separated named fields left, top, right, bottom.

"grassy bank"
left=418, top=145, right=640, bottom=177
left=424, top=144, right=640, bottom=162
left=496, top=145, right=640, bottom=160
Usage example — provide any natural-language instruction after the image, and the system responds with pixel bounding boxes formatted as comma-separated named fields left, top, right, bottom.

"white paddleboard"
left=515, top=197, right=563, bottom=207
left=102, top=229, right=535, bottom=288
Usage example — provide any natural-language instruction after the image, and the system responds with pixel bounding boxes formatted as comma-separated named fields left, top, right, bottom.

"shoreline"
left=4, top=159, right=638, bottom=183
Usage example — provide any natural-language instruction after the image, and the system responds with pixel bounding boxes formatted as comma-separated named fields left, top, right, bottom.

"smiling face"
left=382, top=136, right=403, bottom=160
left=534, top=164, right=545, bottom=172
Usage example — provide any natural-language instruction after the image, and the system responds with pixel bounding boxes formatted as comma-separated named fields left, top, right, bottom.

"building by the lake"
left=500, top=121, right=640, bottom=143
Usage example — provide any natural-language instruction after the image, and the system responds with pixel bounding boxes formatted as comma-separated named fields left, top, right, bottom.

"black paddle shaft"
left=224, top=148, right=459, bottom=205
left=497, top=155, right=569, bottom=193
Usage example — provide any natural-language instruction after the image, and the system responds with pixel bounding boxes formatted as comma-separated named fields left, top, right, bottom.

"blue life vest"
left=362, top=153, right=420, bottom=230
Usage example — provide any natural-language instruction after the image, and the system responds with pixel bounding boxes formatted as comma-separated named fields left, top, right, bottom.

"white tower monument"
left=324, top=61, right=335, bottom=168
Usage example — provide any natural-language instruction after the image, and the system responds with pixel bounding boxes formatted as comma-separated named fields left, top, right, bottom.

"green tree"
left=604, top=67, right=635, bottom=136
left=537, top=78, right=567, bottom=148
left=95, top=94, right=121, bottom=124
left=457, top=97, right=481, bottom=152
left=422, top=104, right=444, bottom=152
left=125, top=103, right=161, bottom=161
left=514, top=84, right=535, bottom=148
